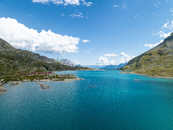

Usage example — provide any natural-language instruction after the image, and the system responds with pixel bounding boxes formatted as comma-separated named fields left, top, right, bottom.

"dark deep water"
left=0, top=70, right=173, bottom=130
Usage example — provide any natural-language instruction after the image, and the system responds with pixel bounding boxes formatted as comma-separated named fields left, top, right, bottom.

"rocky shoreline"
left=0, top=86, right=7, bottom=94
left=121, top=71, right=173, bottom=79
left=0, top=73, right=82, bottom=92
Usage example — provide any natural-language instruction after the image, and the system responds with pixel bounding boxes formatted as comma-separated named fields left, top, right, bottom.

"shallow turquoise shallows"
left=1, top=71, right=173, bottom=130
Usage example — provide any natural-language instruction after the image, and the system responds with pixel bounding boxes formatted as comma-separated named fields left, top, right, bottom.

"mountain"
left=101, top=64, right=126, bottom=70
left=101, top=65, right=117, bottom=70
left=84, top=65, right=105, bottom=69
left=121, top=33, right=173, bottom=77
left=0, top=38, right=85, bottom=76
left=85, top=64, right=126, bottom=70
left=0, top=39, right=15, bottom=50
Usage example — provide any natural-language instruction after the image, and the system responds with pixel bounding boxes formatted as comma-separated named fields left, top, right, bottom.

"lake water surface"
left=0, top=70, right=173, bottom=130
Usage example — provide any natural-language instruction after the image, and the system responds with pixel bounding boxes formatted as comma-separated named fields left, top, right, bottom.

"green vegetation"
left=1, top=73, right=79, bottom=83
left=121, top=33, right=173, bottom=77
left=0, top=38, right=88, bottom=83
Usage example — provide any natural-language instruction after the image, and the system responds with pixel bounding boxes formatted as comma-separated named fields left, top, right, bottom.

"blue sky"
left=0, top=0, right=173, bottom=65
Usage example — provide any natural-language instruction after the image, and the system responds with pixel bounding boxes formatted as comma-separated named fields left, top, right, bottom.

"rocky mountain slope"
left=121, top=33, right=173, bottom=77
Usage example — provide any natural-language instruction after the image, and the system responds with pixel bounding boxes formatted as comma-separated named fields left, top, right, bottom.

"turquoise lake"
left=1, top=70, right=173, bottom=130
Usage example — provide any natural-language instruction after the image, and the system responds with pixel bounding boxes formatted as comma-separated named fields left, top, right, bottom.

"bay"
left=0, top=70, right=173, bottom=130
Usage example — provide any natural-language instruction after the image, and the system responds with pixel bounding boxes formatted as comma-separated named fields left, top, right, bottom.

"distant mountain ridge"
left=84, top=65, right=105, bottom=69
left=122, top=33, right=173, bottom=77
left=85, top=63, right=126, bottom=70
left=101, top=64, right=126, bottom=70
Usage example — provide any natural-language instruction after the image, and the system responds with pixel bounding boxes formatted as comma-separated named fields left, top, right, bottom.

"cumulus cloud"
left=159, top=31, right=171, bottom=39
left=98, top=53, right=117, bottom=65
left=82, top=40, right=90, bottom=43
left=98, top=56, right=116, bottom=65
left=98, top=52, right=134, bottom=65
left=0, top=17, right=80, bottom=53
left=32, top=0, right=93, bottom=6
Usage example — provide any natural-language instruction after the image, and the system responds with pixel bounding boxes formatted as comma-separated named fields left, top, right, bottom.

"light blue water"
left=0, top=70, right=173, bottom=130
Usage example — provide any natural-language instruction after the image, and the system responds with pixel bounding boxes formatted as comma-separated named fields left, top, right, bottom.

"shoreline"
left=6, top=77, right=82, bottom=83
left=0, top=72, right=83, bottom=92
left=0, top=77, right=83, bottom=92
left=121, top=71, right=173, bottom=79
left=0, top=86, right=7, bottom=94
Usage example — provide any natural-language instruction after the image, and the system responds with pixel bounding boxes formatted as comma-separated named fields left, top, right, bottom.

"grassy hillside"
left=121, top=33, right=173, bottom=77
left=0, top=38, right=87, bottom=78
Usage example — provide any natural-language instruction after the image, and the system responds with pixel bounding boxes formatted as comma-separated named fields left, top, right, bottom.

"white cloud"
left=144, top=20, right=173, bottom=50
left=158, top=20, right=173, bottom=40
left=98, top=56, right=117, bottom=65
left=113, top=3, right=127, bottom=9
left=32, top=0, right=93, bottom=6
left=162, top=21, right=171, bottom=29
left=104, top=53, right=117, bottom=57
left=98, top=53, right=118, bottom=65
left=120, top=52, right=129, bottom=57
left=144, top=43, right=159, bottom=48
left=144, top=40, right=163, bottom=48
left=162, top=20, right=173, bottom=30
left=81, top=0, right=93, bottom=6
left=162, top=22, right=168, bottom=29
left=32, top=0, right=52, bottom=4
left=98, top=52, right=134, bottom=65
left=159, top=31, right=171, bottom=38
left=82, top=40, right=90, bottom=43
left=33, top=0, right=79, bottom=5
left=144, top=40, right=164, bottom=48
left=98, top=56, right=111, bottom=65
left=0, top=17, right=80, bottom=53
left=120, top=52, right=134, bottom=64
left=70, top=12, right=84, bottom=18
